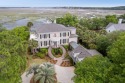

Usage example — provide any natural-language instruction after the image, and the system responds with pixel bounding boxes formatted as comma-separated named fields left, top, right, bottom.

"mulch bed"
left=61, top=61, right=72, bottom=67
left=45, top=56, right=57, bottom=64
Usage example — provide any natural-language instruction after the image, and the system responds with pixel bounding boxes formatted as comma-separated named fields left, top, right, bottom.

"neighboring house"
left=69, top=41, right=101, bottom=63
left=106, top=19, right=125, bottom=33
left=30, top=23, right=78, bottom=48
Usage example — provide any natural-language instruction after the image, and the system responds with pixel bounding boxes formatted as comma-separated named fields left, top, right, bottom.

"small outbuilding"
left=69, top=42, right=102, bottom=63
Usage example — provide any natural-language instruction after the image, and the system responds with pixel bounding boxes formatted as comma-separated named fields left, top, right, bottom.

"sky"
left=0, top=0, right=125, bottom=7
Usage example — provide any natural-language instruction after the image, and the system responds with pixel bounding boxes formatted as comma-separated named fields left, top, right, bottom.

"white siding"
left=38, top=31, right=71, bottom=48
left=30, top=28, right=78, bottom=48
left=69, top=37, right=78, bottom=43
left=69, top=29, right=76, bottom=34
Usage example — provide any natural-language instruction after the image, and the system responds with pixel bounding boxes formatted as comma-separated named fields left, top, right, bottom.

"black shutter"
left=49, top=34, right=50, bottom=38
left=41, top=41, right=42, bottom=46
left=60, top=39, right=61, bottom=44
left=60, top=33, right=61, bottom=37
left=49, top=40, right=50, bottom=45
left=44, top=34, right=45, bottom=38
left=40, top=35, right=41, bottom=39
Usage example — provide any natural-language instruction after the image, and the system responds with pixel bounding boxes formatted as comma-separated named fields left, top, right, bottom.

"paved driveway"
left=21, top=72, right=33, bottom=83
left=55, top=65, right=75, bottom=83
left=21, top=65, right=75, bottom=83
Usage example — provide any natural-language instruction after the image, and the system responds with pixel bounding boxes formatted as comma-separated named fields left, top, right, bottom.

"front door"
left=53, top=41, right=57, bottom=47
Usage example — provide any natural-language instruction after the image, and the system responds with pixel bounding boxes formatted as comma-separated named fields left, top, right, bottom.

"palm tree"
left=26, top=63, right=56, bottom=83
left=26, top=64, right=40, bottom=76
left=27, top=22, right=33, bottom=28
left=34, top=67, right=56, bottom=83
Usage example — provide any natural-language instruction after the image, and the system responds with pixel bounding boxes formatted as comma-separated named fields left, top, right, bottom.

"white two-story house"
left=30, top=23, right=78, bottom=48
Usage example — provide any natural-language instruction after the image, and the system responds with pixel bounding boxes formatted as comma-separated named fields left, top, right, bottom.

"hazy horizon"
left=0, top=0, right=125, bottom=7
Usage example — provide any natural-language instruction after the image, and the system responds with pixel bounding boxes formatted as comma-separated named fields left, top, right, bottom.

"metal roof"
left=69, top=41, right=79, bottom=49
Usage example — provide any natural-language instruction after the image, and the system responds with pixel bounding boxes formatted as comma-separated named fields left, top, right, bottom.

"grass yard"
left=26, top=54, right=47, bottom=70
left=29, top=59, right=47, bottom=65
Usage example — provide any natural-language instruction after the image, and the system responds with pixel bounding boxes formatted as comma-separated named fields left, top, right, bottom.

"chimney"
left=118, top=19, right=123, bottom=24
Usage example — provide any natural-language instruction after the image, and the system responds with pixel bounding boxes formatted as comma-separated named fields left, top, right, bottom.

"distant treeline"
left=52, top=6, right=125, bottom=10
left=0, top=6, right=125, bottom=10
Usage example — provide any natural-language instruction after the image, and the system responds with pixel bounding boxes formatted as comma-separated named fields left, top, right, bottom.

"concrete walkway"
left=48, top=46, right=66, bottom=59
left=54, top=57, right=63, bottom=65
left=48, top=46, right=67, bottom=66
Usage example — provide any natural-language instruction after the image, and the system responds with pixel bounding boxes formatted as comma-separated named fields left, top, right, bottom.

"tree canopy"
left=56, top=13, right=78, bottom=27
left=73, top=55, right=112, bottom=83
left=0, top=26, right=29, bottom=83
left=74, top=31, right=125, bottom=83
left=105, top=15, right=118, bottom=25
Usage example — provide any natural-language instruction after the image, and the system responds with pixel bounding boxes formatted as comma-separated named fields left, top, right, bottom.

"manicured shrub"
left=59, top=48, right=63, bottom=55
left=40, top=48, right=48, bottom=54
left=63, top=45, right=69, bottom=51
left=51, top=48, right=63, bottom=55
left=36, top=52, right=45, bottom=59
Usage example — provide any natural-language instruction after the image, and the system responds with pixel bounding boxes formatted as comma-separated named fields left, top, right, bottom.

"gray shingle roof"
left=73, top=45, right=91, bottom=58
left=87, top=49, right=102, bottom=56
left=67, top=27, right=76, bottom=29
left=114, top=24, right=125, bottom=30
left=69, top=42, right=102, bottom=63
left=106, top=23, right=125, bottom=31
left=106, top=23, right=114, bottom=29
left=32, top=23, right=70, bottom=33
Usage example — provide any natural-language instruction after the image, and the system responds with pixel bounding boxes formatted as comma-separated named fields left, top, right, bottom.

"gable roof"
left=32, top=23, right=70, bottom=33
left=69, top=42, right=102, bottom=63
left=106, top=23, right=125, bottom=31
left=114, top=24, right=125, bottom=30
left=73, top=45, right=91, bottom=58
left=106, top=23, right=114, bottom=29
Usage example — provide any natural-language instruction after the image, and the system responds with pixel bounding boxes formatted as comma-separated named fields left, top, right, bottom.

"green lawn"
left=26, top=55, right=47, bottom=71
